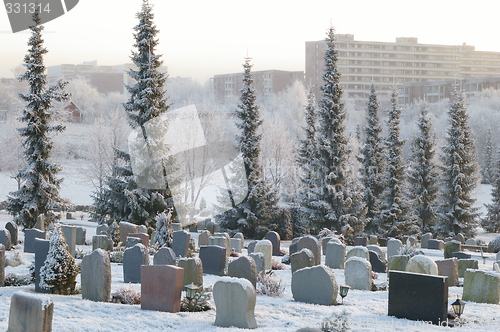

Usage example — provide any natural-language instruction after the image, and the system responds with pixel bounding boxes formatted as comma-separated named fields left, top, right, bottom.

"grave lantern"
left=339, top=285, right=350, bottom=304
left=185, top=283, right=200, bottom=301
left=451, top=297, right=465, bottom=318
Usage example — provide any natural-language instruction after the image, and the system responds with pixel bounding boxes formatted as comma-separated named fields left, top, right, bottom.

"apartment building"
left=306, top=34, right=500, bottom=103
left=211, top=70, right=304, bottom=99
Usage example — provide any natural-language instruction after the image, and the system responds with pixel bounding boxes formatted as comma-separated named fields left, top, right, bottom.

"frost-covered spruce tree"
left=39, top=223, right=79, bottom=295
left=217, top=58, right=280, bottom=239
left=358, top=84, right=385, bottom=234
left=408, top=102, right=439, bottom=233
left=436, top=90, right=480, bottom=238
left=378, top=90, right=417, bottom=238
left=482, top=128, right=495, bottom=184
left=308, top=27, right=366, bottom=236
left=483, top=149, right=500, bottom=232
left=153, top=209, right=173, bottom=247
left=6, top=12, right=69, bottom=230
left=93, top=1, right=175, bottom=228
left=297, top=88, right=320, bottom=230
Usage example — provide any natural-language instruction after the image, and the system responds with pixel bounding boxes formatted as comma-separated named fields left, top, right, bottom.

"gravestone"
left=230, top=238, right=243, bottom=253
left=249, top=252, right=265, bottom=274
left=497, top=252, right=500, bottom=261
left=353, top=236, right=368, bottom=247
left=366, top=245, right=386, bottom=261
left=494, top=262, right=500, bottom=272
left=81, top=249, right=111, bottom=302
left=125, top=236, right=141, bottom=248
left=247, top=240, right=258, bottom=254
left=420, top=233, right=432, bottom=249
left=452, top=251, right=471, bottom=260
left=321, top=237, right=335, bottom=255
left=123, top=244, right=149, bottom=283
left=369, top=235, right=378, bottom=245
left=24, top=228, right=45, bottom=253
left=388, top=271, right=448, bottom=325
left=444, top=240, right=461, bottom=259
left=406, top=255, right=438, bottom=275
left=325, top=241, right=346, bottom=269
left=254, top=239, right=273, bottom=270
left=378, top=238, right=387, bottom=247
left=435, top=257, right=459, bottom=286
left=213, top=277, right=257, bottom=329
left=228, top=255, right=257, bottom=287
left=138, top=225, right=148, bottom=234
left=0, top=244, right=4, bottom=287
left=5, top=221, right=18, bottom=246
left=153, top=247, right=176, bottom=266
left=172, top=230, right=191, bottom=258
left=178, top=257, right=203, bottom=287
left=35, top=215, right=45, bottom=231
left=233, top=232, right=244, bottom=241
left=463, top=269, right=500, bottom=304
left=369, top=250, right=387, bottom=273
left=119, top=222, right=139, bottom=244
left=75, top=226, right=86, bottom=245
left=264, top=231, right=281, bottom=256
left=427, top=239, right=444, bottom=250
left=288, top=238, right=299, bottom=256
left=141, top=265, right=184, bottom=312
left=34, top=239, right=51, bottom=293
left=209, top=236, right=230, bottom=258
left=388, top=255, right=409, bottom=272
left=96, top=224, right=109, bottom=236
left=345, top=257, right=372, bottom=290
left=465, top=238, right=477, bottom=246
left=128, top=233, right=150, bottom=248
left=291, top=248, right=315, bottom=273
left=199, top=245, right=226, bottom=276
left=198, top=230, right=211, bottom=247
left=296, top=235, right=321, bottom=265
left=171, top=223, right=182, bottom=231
left=291, top=265, right=338, bottom=305
left=458, top=259, right=479, bottom=278
left=454, top=233, right=465, bottom=244
left=61, top=225, right=77, bottom=256
left=0, top=229, right=11, bottom=250
left=346, top=246, right=369, bottom=261
left=92, top=235, right=113, bottom=251
left=387, top=238, right=402, bottom=258
left=8, top=292, right=54, bottom=332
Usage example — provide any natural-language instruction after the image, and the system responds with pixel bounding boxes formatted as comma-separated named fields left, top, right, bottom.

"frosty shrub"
left=109, top=248, right=124, bottom=263
left=111, top=286, right=141, bottom=305
left=180, top=287, right=212, bottom=312
left=321, top=309, right=351, bottom=332
left=4, top=273, right=33, bottom=286
left=398, top=239, right=417, bottom=256
left=271, top=259, right=285, bottom=270
left=256, top=271, right=285, bottom=297
left=153, top=210, right=173, bottom=248
left=489, top=235, right=500, bottom=253
left=39, top=223, right=79, bottom=295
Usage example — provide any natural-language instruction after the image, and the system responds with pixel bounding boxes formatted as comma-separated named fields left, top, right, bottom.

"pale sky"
left=1, top=0, right=499, bottom=84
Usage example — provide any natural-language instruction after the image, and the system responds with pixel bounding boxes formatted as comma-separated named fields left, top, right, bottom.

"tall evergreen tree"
left=217, top=58, right=281, bottom=239
left=408, top=102, right=439, bottom=233
left=297, top=88, right=319, bottom=230
left=379, top=90, right=416, bottom=237
left=436, top=90, right=480, bottom=237
left=482, top=127, right=495, bottom=184
left=358, top=84, right=385, bottom=234
left=6, top=12, right=69, bottom=229
left=92, top=0, right=176, bottom=228
left=483, top=148, right=500, bottom=232
left=307, top=27, right=366, bottom=236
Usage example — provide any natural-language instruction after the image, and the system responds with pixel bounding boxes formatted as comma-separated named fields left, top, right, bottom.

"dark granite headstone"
left=199, top=245, right=226, bottom=276
left=172, top=230, right=190, bottom=258
left=444, top=240, right=461, bottom=259
left=369, top=250, right=387, bottom=273
left=264, top=231, right=281, bottom=256
left=123, top=244, right=149, bottom=283
left=24, top=229, right=46, bottom=253
left=34, top=239, right=51, bottom=293
left=378, top=238, right=387, bottom=247
left=5, top=221, right=18, bottom=246
left=153, top=247, right=176, bottom=265
left=427, top=239, right=444, bottom=250
left=353, top=236, right=368, bottom=247
left=246, top=240, right=258, bottom=254
left=388, top=271, right=448, bottom=325
left=75, top=226, right=86, bottom=245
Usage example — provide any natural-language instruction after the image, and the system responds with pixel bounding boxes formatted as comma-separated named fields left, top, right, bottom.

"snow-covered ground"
left=0, top=210, right=499, bottom=332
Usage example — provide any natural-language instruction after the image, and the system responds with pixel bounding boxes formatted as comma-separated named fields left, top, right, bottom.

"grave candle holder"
left=451, top=297, right=465, bottom=319
left=339, top=285, right=350, bottom=304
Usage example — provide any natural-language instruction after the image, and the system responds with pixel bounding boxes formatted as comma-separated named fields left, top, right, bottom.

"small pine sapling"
left=39, top=223, right=79, bottom=295
left=153, top=210, right=173, bottom=248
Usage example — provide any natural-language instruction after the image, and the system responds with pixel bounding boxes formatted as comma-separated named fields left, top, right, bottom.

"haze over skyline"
left=1, top=0, right=499, bottom=84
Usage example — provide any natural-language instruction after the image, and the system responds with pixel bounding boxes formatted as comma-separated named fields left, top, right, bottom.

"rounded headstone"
left=346, top=246, right=369, bottom=261
left=406, top=255, right=438, bottom=275
left=254, top=239, right=273, bottom=270
left=213, top=277, right=257, bottom=329
left=345, top=257, right=372, bottom=290
left=325, top=241, right=346, bottom=269
left=292, top=265, right=338, bottom=305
